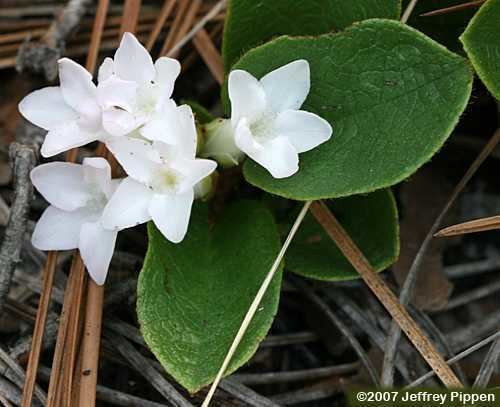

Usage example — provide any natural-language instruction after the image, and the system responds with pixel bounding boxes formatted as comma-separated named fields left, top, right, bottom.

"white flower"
left=102, top=105, right=217, bottom=243
left=19, top=58, right=106, bottom=158
left=31, top=158, right=120, bottom=285
left=97, top=32, right=181, bottom=140
left=228, top=60, right=332, bottom=178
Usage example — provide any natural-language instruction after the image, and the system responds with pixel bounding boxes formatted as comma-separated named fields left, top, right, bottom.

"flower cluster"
left=20, top=33, right=332, bottom=285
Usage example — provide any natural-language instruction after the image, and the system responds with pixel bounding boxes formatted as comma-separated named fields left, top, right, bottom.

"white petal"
left=235, top=121, right=298, bottom=178
left=154, top=57, right=181, bottom=98
left=101, top=177, right=152, bottom=230
left=98, top=57, right=115, bottom=83
left=175, top=104, right=198, bottom=158
left=97, top=76, right=138, bottom=111
left=79, top=221, right=117, bottom=285
left=32, top=206, right=88, bottom=250
left=41, top=120, right=99, bottom=157
left=260, top=60, right=310, bottom=112
left=228, top=70, right=267, bottom=124
left=58, top=58, right=100, bottom=120
left=114, top=32, right=155, bottom=84
left=172, top=158, right=217, bottom=193
left=102, top=108, right=142, bottom=137
left=139, top=100, right=180, bottom=144
left=148, top=190, right=194, bottom=243
left=274, top=109, right=332, bottom=153
left=82, top=157, right=113, bottom=198
left=18, top=87, right=78, bottom=130
left=105, top=137, right=159, bottom=183
left=31, top=162, right=93, bottom=211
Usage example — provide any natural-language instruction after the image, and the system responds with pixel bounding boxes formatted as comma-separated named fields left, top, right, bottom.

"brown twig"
left=76, top=3, right=140, bottom=404
left=20, top=252, right=57, bottom=407
left=160, top=0, right=190, bottom=56
left=420, top=0, right=485, bottom=17
left=167, top=0, right=225, bottom=56
left=45, top=256, right=85, bottom=407
left=77, top=280, right=103, bottom=407
left=381, top=128, right=500, bottom=386
left=146, top=0, right=176, bottom=51
left=85, top=0, right=109, bottom=74
left=192, top=28, right=224, bottom=85
left=310, top=200, right=462, bottom=387
left=120, top=0, right=142, bottom=37
left=435, top=215, right=500, bottom=237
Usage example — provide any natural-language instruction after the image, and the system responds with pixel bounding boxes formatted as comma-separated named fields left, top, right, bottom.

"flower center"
left=249, top=111, right=277, bottom=144
left=150, top=166, right=184, bottom=194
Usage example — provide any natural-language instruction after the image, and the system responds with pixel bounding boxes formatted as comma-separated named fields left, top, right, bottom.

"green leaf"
left=137, top=202, right=282, bottom=393
left=223, top=0, right=401, bottom=71
left=227, top=19, right=472, bottom=200
left=287, top=189, right=399, bottom=281
left=460, top=0, right=500, bottom=100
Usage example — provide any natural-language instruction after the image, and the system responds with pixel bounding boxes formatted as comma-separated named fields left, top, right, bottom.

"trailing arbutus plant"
left=21, top=0, right=500, bottom=398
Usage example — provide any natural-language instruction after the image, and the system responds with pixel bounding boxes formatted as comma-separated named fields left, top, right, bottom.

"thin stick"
left=76, top=4, right=139, bottom=404
left=166, top=0, right=202, bottom=59
left=0, top=346, right=46, bottom=406
left=296, top=279, right=379, bottom=385
left=45, top=256, right=84, bottom=407
left=420, top=0, right=485, bottom=17
left=160, top=0, right=189, bottom=56
left=474, top=338, right=500, bottom=387
left=60, top=257, right=86, bottom=405
left=192, top=28, right=224, bottom=85
left=167, top=0, right=226, bottom=56
left=119, top=0, right=142, bottom=36
left=77, top=280, right=104, bottom=407
left=407, top=331, right=500, bottom=387
left=310, top=201, right=462, bottom=387
left=202, top=201, right=312, bottom=407
left=20, top=252, right=57, bottom=406
left=435, top=215, right=500, bottom=237
left=381, top=128, right=500, bottom=385
left=401, top=0, right=418, bottom=23
left=85, top=0, right=109, bottom=74
left=146, top=0, right=176, bottom=51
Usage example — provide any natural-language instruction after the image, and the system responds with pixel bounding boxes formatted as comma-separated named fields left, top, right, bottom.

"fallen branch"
left=16, top=0, right=93, bottom=80
left=0, top=142, right=37, bottom=315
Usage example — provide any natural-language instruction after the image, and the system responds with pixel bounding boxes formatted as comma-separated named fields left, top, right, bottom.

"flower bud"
left=199, top=118, right=245, bottom=168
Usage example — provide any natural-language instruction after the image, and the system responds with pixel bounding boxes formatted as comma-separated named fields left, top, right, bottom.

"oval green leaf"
left=460, top=0, right=500, bottom=100
left=287, top=189, right=399, bottom=281
left=228, top=19, right=472, bottom=200
left=223, top=0, right=401, bottom=71
left=137, top=201, right=282, bottom=393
